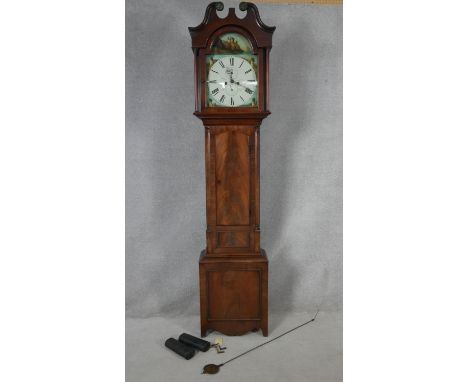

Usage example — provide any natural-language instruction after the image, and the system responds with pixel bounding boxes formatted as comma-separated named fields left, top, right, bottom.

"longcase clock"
left=189, top=2, right=275, bottom=337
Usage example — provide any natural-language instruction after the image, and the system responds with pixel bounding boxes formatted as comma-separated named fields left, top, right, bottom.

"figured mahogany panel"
left=217, top=231, right=250, bottom=248
left=199, top=250, right=269, bottom=336
left=207, top=269, right=260, bottom=320
left=215, top=131, right=250, bottom=226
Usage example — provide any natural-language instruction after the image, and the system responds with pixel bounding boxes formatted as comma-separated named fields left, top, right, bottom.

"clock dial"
left=207, top=55, right=258, bottom=107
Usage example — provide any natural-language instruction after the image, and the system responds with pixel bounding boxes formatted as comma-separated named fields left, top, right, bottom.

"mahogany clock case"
left=126, top=0, right=342, bottom=331
left=190, top=2, right=275, bottom=337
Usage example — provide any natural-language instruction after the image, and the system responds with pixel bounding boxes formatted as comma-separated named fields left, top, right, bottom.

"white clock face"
left=207, top=55, right=258, bottom=107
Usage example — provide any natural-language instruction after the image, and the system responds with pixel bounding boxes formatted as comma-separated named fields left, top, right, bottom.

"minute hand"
left=234, top=80, right=256, bottom=89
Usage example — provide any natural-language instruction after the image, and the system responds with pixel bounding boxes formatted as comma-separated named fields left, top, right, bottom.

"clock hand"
left=204, top=80, right=229, bottom=88
left=234, top=81, right=254, bottom=90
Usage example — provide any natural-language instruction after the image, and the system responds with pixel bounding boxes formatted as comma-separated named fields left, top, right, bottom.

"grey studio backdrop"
left=126, top=0, right=342, bottom=319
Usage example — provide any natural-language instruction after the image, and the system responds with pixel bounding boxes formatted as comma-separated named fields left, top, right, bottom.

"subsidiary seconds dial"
left=207, top=55, right=257, bottom=107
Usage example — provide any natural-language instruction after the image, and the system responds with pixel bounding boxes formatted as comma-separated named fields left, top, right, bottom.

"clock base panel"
left=199, top=249, right=268, bottom=337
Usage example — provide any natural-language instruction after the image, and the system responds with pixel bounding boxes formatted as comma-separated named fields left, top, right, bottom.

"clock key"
left=213, top=337, right=227, bottom=353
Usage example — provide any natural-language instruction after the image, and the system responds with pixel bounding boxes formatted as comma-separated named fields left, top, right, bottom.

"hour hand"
left=207, top=79, right=229, bottom=87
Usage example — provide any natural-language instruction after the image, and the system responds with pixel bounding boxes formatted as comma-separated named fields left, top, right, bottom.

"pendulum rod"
left=202, top=309, right=320, bottom=375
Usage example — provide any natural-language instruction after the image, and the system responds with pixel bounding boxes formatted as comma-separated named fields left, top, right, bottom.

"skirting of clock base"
left=199, top=249, right=268, bottom=337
